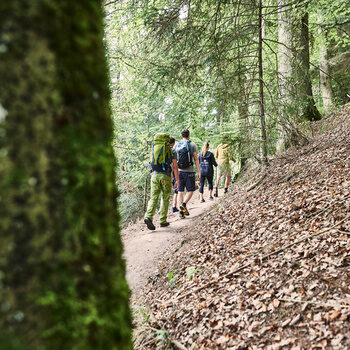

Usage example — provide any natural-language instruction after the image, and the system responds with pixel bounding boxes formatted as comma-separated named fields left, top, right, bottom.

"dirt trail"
left=122, top=190, right=224, bottom=295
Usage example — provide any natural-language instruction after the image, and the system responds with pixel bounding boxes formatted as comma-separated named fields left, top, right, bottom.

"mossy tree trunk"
left=0, top=1, right=132, bottom=349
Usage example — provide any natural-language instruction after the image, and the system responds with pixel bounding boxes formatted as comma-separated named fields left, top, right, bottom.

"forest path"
left=122, top=189, right=224, bottom=296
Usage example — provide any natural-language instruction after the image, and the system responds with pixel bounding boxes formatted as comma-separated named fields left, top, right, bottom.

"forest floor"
left=124, top=105, right=350, bottom=350
left=122, top=189, right=226, bottom=297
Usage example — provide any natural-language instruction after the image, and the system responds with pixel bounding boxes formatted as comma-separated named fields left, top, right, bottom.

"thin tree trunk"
left=0, top=1, right=132, bottom=349
left=318, top=13, right=334, bottom=110
left=144, top=115, right=150, bottom=211
left=258, top=0, right=268, bottom=165
left=296, top=9, right=322, bottom=121
left=276, top=0, right=293, bottom=152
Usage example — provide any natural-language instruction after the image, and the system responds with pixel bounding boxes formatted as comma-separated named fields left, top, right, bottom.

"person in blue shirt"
left=198, top=141, right=217, bottom=202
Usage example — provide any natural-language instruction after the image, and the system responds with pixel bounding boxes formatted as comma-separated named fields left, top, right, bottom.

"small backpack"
left=175, top=140, right=193, bottom=169
left=150, top=133, right=172, bottom=172
left=200, top=152, right=211, bottom=176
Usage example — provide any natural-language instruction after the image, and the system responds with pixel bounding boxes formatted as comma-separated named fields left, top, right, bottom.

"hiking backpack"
left=199, top=152, right=211, bottom=176
left=175, top=140, right=193, bottom=169
left=150, top=133, right=172, bottom=172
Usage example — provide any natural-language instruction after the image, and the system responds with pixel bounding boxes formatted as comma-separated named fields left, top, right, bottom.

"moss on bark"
left=0, top=1, right=132, bottom=349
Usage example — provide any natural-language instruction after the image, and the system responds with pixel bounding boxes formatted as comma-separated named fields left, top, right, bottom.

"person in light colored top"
left=214, top=142, right=235, bottom=196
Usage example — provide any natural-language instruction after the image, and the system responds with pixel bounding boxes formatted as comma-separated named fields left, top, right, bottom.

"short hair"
left=170, top=136, right=175, bottom=145
left=181, top=129, right=190, bottom=138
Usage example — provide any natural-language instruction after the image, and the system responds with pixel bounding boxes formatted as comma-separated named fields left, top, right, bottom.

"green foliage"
left=156, top=330, right=170, bottom=347
left=167, top=271, right=177, bottom=289
left=186, top=267, right=202, bottom=281
left=104, top=0, right=350, bottom=223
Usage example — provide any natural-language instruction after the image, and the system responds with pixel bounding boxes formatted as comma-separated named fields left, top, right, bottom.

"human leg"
left=180, top=172, right=195, bottom=214
left=224, top=165, right=231, bottom=193
left=199, top=176, right=205, bottom=201
left=178, top=171, right=186, bottom=218
left=144, top=174, right=161, bottom=229
left=215, top=166, right=222, bottom=197
left=208, top=174, right=214, bottom=199
left=158, top=175, right=172, bottom=224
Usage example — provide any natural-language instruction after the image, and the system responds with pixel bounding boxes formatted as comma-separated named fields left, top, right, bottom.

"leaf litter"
left=134, top=106, right=350, bottom=349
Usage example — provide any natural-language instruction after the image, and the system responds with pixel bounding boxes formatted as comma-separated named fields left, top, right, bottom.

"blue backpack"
left=199, top=152, right=211, bottom=176
left=175, top=140, right=193, bottom=169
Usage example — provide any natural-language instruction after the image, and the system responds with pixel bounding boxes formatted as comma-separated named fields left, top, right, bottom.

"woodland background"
left=104, top=0, right=350, bottom=224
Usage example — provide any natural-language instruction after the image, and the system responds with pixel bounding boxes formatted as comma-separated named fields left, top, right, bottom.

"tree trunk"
left=0, top=1, right=132, bottom=349
left=258, top=0, right=268, bottom=165
left=295, top=9, right=322, bottom=121
left=276, top=0, right=293, bottom=152
left=318, top=13, right=334, bottom=110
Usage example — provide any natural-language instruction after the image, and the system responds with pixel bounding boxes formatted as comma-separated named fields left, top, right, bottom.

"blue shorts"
left=179, top=171, right=196, bottom=192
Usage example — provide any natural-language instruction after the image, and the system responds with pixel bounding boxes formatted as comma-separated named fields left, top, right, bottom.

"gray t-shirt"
left=176, top=140, right=197, bottom=173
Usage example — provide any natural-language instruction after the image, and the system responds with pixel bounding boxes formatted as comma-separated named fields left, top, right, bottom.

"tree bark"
left=295, top=9, right=322, bottom=121
left=276, top=0, right=293, bottom=151
left=0, top=1, right=132, bottom=349
left=318, top=13, right=334, bottom=110
left=258, top=0, right=268, bottom=165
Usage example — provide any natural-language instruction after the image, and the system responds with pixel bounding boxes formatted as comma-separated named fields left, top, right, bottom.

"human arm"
left=193, top=152, right=201, bottom=180
left=172, top=159, right=180, bottom=189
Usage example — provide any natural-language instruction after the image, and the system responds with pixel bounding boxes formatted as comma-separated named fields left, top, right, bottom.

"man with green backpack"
left=144, top=133, right=180, bottom=230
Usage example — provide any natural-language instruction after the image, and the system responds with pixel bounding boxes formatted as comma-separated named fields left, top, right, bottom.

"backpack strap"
left=186, top=140, right=192, bottom=165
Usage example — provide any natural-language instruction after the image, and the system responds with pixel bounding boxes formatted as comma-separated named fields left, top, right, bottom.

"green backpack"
left=150, top=133, right=172, bottom=172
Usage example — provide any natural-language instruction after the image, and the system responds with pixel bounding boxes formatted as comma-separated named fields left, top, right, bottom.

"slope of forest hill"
left=136, top=105, right=350, bottom=349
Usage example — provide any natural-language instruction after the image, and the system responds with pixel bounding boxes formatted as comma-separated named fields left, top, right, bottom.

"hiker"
left=214, top=141, right=235, bottom=197
left=174, top=129, right=201, bottom=219
left=144, top=133, right=180, bottom=230
left=170, top=137, right=179, bottom=213
left=198, top=141, right=218, bottom=202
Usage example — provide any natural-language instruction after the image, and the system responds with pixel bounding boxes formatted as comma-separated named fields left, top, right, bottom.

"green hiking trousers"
left=145, top=173, right=172, bottom=224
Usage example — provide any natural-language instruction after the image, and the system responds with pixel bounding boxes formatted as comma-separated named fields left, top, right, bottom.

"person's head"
left=201, top=141, right=209, bottom=156
left=181, top=129, right=190, bottom=139
left=170, top=136, right=175, bottom=147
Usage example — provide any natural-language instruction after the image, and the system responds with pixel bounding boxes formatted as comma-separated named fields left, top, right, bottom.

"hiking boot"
left=224, top=188, right=228, bottom=194
left=214, top=187, right=218, bottom=197
left=160, top=222, right=170, bottom=227
left=172, top=206, right=179, bottom=213
left=209, top=196, right=214, bottom=201
left=144, top=217, right=155, bottom=230
left=179, top=203, right=190, bottom=216
left=179, top=211, right=185, bottom=219
left=200, top=199, right=205, bottom=203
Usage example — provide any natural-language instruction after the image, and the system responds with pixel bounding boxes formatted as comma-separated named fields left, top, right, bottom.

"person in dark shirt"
left=198, top=141, right=217, bottom=202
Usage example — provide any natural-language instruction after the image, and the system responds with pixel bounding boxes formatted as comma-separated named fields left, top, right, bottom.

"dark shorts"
left=179, top=171, right=196, bottom=192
